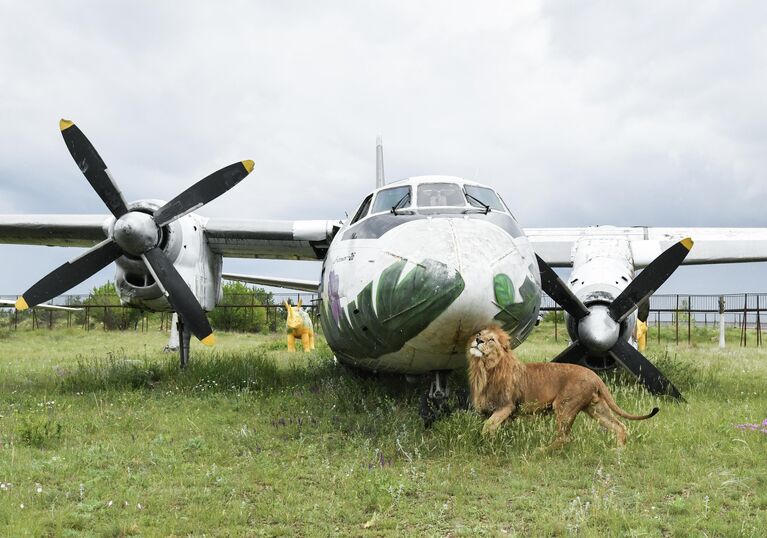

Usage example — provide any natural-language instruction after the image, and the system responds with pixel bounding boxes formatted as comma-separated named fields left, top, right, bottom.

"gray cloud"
left=1, top=1, right=766, bottom=295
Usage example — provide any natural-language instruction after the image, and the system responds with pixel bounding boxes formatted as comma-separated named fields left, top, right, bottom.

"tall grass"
left=0, top=329, right=765, bottom=535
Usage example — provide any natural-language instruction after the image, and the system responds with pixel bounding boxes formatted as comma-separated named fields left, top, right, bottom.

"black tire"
left=420, top=392, right=440, bottom=428
left=420, top=392, right=458, bottom=428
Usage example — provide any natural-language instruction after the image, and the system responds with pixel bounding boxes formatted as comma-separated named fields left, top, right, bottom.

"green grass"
left=0, top=326, right=765, bottom=536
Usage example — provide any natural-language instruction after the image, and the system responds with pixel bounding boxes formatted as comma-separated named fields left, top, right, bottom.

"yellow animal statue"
left=284, top=298, right=315, bottom=352
left=635, top=319, right=648, bottom=352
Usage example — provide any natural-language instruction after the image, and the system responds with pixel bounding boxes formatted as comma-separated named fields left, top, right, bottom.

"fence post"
left=740, top=293, right=748, bottom=347
left=675, top=295, right=679, bottom=346
left=656, top=310, right=660, bottom=345
left=757, top=295, right=762, bottom=347
left=719, top=296, right=726, bottom=349
left=554, top=309, right=558, bottom=342
left=743, top=296, right=749, bottom=346
left=687, top=295, right=691, bottom=345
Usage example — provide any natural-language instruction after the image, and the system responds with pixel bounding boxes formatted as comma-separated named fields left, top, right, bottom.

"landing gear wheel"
left=420, top=392, right=450, bottom=428
left=419, top=370, right=454, bottom=428
left=177, top=315, right=191, bottom=368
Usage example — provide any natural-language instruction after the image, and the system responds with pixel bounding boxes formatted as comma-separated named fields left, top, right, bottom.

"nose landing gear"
left=419, top=370, right=470, bottom=427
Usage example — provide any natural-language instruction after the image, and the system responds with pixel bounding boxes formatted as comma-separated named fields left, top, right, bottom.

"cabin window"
left=417, top=183, right=466, bottom=207
left=349, top=194, right=373, bottom=225
left=464, top=185, right=505, bottom=211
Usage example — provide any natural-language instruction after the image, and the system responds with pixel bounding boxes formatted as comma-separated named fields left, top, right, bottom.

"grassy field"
left=0, top=324, right=765, bottom=536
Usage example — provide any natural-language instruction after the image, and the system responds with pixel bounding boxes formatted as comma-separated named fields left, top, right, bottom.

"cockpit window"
left=372, top=186, right=411, bottom=214
left=349, top=194, right=373, bottom=225
left=417, top=183, right=466, bottom=207
left=464, top=185, right=505, bottom=211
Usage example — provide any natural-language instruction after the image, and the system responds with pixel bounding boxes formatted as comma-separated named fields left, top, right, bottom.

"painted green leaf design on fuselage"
left=493, top=273, right=540, bottom=347
left=321, top=259, right=465, bottom=361
left=493, top=273, right=516, bottom=307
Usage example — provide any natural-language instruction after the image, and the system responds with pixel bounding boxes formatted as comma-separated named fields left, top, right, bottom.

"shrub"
left=79, top=282, right=144, bottom=330
left=208, top=281, right=273, bottom=332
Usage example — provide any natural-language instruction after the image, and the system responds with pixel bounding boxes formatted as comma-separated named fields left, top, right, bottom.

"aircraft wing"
left=0, top=299, right=82, bottom=311
left=223, top=273, right=320, bottom=292
left=525, top=226, right=767, bottom=268
left=0, top=215, right=341, bottom=261
left=202, top=218, right=340, bottom=260
left=0, top=215, right=110, bottom=247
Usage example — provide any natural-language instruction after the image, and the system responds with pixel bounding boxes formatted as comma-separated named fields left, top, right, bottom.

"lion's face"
left=468, top=327, right=509, bottom=370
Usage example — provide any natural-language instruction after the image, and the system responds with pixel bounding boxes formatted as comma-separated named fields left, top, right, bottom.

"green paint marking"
left=321, top=259, right=465, bottom=360
left=493, top=273, right=541, bottom=348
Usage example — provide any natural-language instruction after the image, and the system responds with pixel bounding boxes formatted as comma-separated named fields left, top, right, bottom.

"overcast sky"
left=1, top=1, right=766, bottom=297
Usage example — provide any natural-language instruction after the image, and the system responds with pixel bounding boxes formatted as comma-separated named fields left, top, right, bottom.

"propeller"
left=536, top=237, right=693, bottom=399
left=15, top=119, right=255, bottom=346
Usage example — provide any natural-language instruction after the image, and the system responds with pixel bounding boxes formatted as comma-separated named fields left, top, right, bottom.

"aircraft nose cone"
left=379, top=217, right=539, bottom=363
left=577, top=305, right=620, bottom=353
left=113, top=211, right=159, bottom=255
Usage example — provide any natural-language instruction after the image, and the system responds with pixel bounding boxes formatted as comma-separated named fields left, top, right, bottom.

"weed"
left=17, top=416, right=63, bottom=448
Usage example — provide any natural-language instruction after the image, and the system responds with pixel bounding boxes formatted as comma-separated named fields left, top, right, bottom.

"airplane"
left=2, top=120, right=767, bottom=423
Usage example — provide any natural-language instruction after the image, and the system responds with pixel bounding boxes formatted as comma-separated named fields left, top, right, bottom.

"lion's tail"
left=599, top=383, right=659, bottom=421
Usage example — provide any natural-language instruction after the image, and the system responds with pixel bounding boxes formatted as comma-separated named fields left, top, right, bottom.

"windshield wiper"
left=464, top=193, right=490, bottom=214
left=391, top=193, right=413, bottom=215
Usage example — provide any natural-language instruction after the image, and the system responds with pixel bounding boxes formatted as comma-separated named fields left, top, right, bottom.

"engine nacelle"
left=563, top=235, right=637, bottom=367
left=104, top=200, right=222, bottom=312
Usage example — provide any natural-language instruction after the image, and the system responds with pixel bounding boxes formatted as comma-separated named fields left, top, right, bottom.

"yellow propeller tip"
left=681, top=237, right=694, bottom=250
left=15, top=297, right=29, bottom=311
left=59, top=119, right=74, bottom=131
left=242, top=160, right=255, bottom=173
left=201, top=334, right=216, bottom=346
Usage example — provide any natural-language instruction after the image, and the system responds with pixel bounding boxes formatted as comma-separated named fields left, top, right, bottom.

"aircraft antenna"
left=376, top=135, right=385, bottom=188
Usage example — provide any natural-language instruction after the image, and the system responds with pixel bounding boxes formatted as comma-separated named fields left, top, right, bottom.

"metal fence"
left=1, top=292, right=765, bottom=346
left=0, top=292, right=320, bottom=333
left=539, top=293, right=765, bottom=347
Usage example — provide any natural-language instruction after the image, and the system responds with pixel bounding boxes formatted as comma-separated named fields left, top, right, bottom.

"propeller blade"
left=551, top=340, right=587, bottom=364
left=637, top=299, right=651, bottom=323
left=536, top=254, right=590, bottom=320
left=141, top=247, right=214, bottom=345
left=15, top=239, right=123, bottom=310
left=608, top=238, right=693, bottom=323
left=153, top=160, right=255, bottom=227
left=608, top=339, right=684, bottom=399
left=59, top=120, right=129, bottom=218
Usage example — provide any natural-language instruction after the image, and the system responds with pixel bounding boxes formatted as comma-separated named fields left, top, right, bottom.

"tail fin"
left=376, top=135, right=385, bottom=188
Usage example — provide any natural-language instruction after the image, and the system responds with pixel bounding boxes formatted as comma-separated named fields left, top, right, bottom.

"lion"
left=467, top=326, right=658, bottom=449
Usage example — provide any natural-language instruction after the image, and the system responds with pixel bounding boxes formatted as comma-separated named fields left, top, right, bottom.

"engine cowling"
left=105, top=200, right=222, bottom=312
left=563, top=236, right=637, bottom=369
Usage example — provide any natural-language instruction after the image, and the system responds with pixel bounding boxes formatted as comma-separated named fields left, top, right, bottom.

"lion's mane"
left=467, top=325, right=523, bottom=413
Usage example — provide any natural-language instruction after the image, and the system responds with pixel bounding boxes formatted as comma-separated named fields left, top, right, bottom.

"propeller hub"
left=113, top=211, right=159, bottom=255
left=577, top=305, right=620, bottom=354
